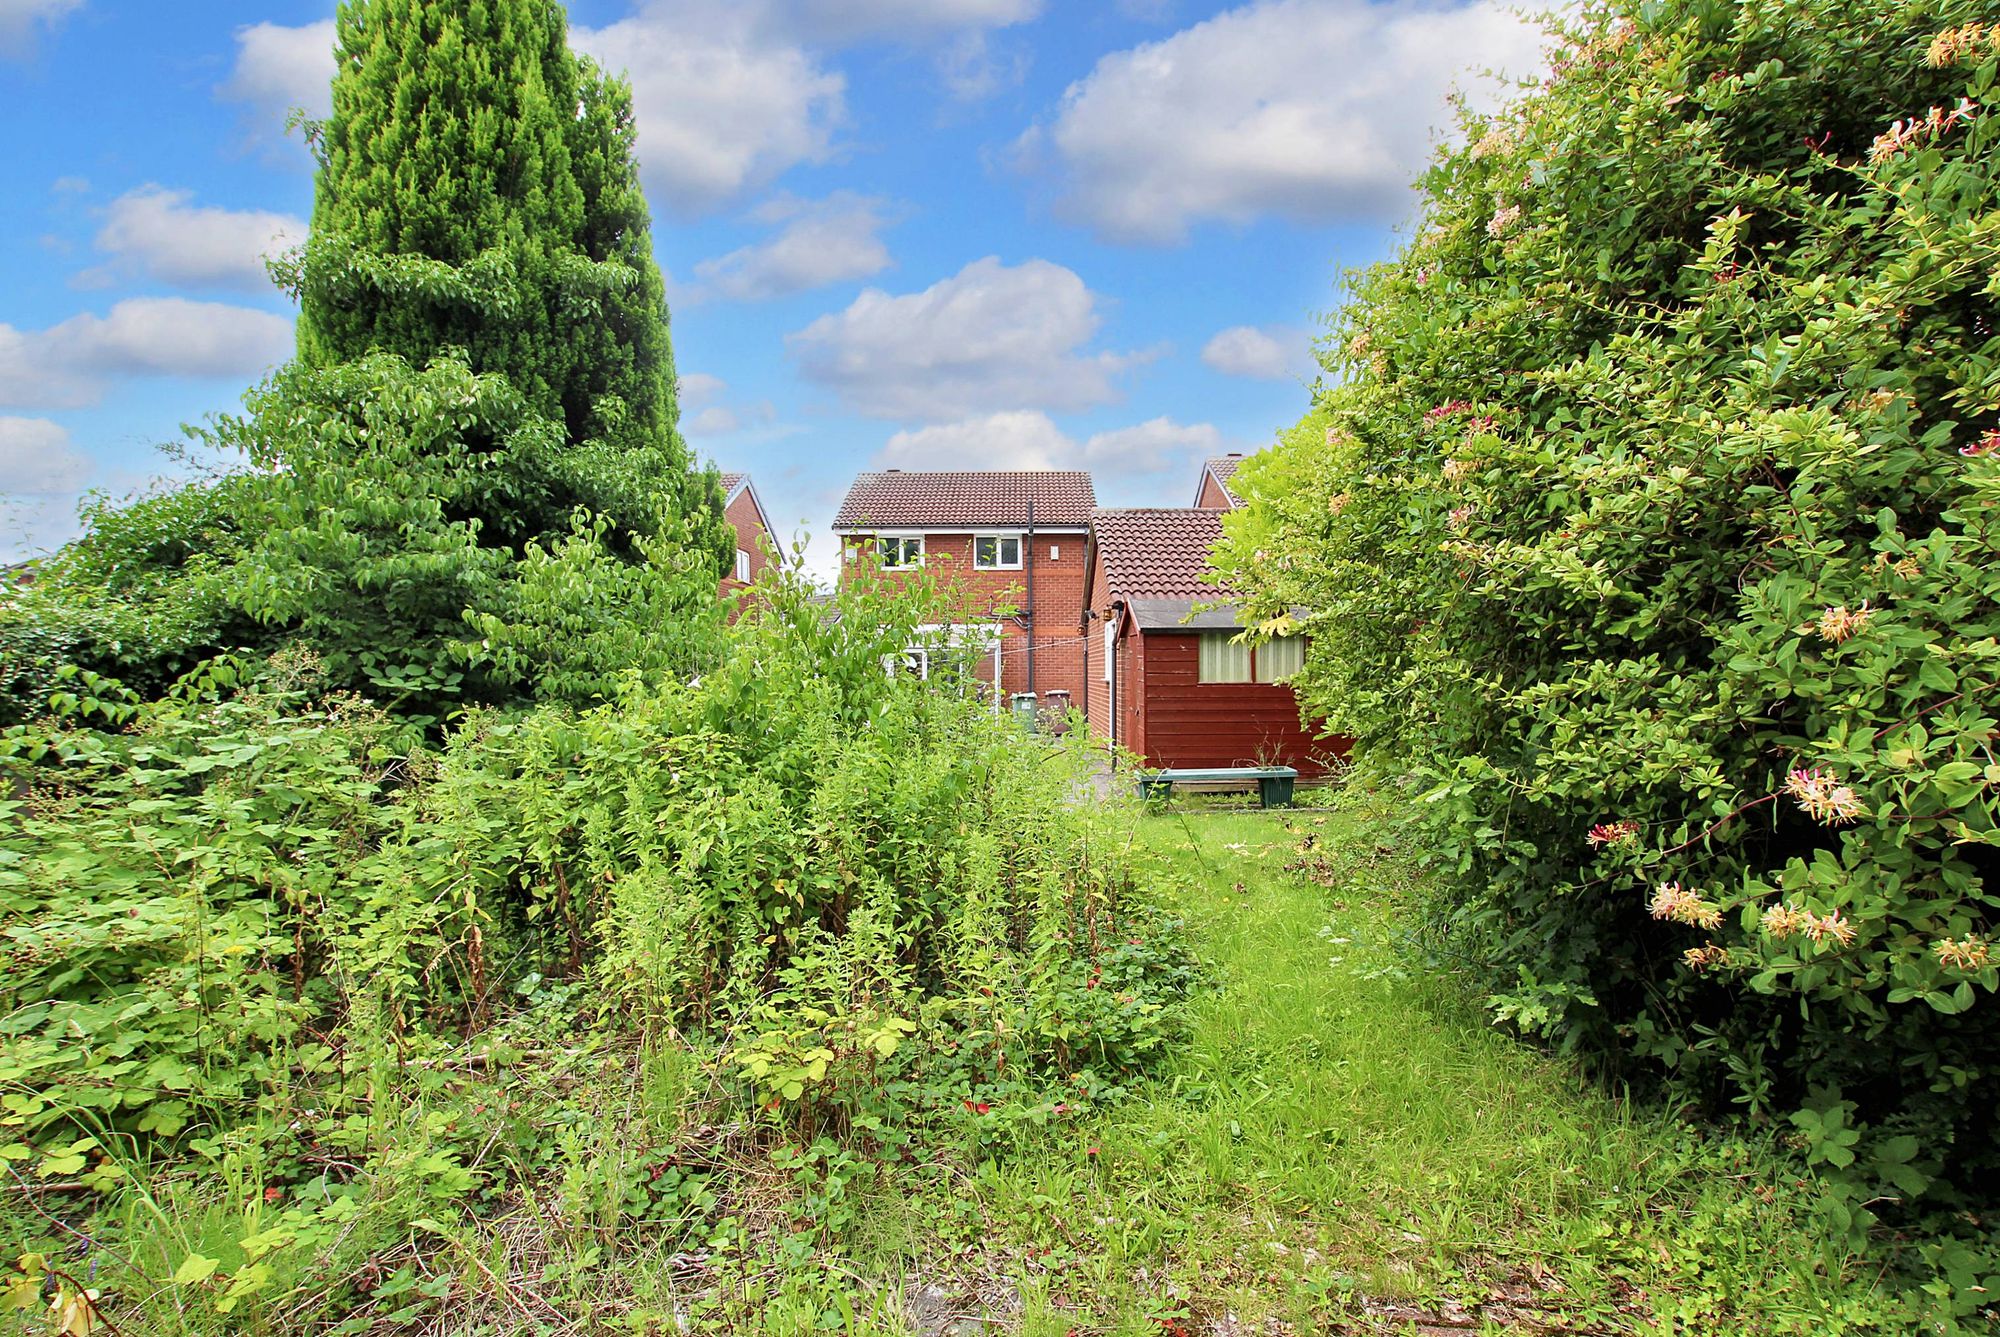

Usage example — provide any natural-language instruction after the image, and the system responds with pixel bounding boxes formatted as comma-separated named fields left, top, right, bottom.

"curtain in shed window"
left=1198, top=633, right=1252, bottom=683
left=1257, top=635, right=1304, bottom=682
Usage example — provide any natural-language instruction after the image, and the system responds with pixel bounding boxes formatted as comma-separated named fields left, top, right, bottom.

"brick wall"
left=1195, top=471, right=1236, bottom=510
left=720, top=486, right=773, bottom=597
left=839, top=530, right=1092, bottom=711
left=1082, top=543, right=1147, bottom=756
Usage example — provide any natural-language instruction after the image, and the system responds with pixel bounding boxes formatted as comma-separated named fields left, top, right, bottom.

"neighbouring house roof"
left=1088, top=507, right=1231, bottom=605
left=832, top=471, right=1097, bottom=532
left=1196, top=455, right=1246, bottom=508
left=716, top=470, right=774, bottom=542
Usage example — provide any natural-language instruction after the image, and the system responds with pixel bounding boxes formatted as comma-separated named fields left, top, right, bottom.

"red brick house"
left=718, top=471, right=775, bottom=596
left=831, top=470, right=1095, bottom=710
left=1193, top=454, right=1245, bottom=510
left=1081, top=505, right=1342, bottom=777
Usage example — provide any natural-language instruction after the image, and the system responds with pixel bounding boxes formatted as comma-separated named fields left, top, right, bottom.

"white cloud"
left=877, top=410, right=1222, bottom=475
left=0, top=496, right=82, bottom=561
left=1022, top=0, right=1551, bottom=243
left=880, top=410, right=1073, bottom=470
left=0, top=417, right=90, bottom=496
left=88, top=186, right=305, bottom=293
left=679, top=372, right=728, bottom=404
left=0, top=299, right=294, bottom=409
left=677, top=371, right=774, bottom=438
left=934, top=29, right=1030, bottom=102
left=219, top=4, right=1038, bottom=214
left=1201, top=323, right=1308, bottom=379
left=788, top=256, right=1146, bottom=421
left=222, top=19, right=336, bottom=130
left=691, top=193, right=894, bottom=302
left=1080, top=415, right=1223, bottom=472
left=0, top=0, right=79, bottom=55
left=576, top=6, right=846, bottom=216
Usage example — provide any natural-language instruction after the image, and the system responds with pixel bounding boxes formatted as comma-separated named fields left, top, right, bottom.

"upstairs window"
left=735, top=549, right=751, bottom=583
left=878, top=536, right=924, bottom=569
left=974, top=535, right=1022, bottom=570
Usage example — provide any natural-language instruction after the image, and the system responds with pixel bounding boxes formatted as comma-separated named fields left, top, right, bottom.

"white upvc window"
left=1256, top=635, right=1305, bottom=683
left=735, top=549, right=751, bottom=582
left=1103, top=620, right=1115, bottom=682
left=973, top=534, right=1022, bottom=570
left=877, top=535, right=924, bottom=569
left=1197, top=633, right=1253, bottom=684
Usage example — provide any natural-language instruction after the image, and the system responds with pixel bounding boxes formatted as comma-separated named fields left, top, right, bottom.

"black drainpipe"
left=1024, top=496, right=1036, bottom=696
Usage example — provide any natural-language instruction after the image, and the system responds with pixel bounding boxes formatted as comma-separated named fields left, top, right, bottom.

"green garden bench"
left=1136, top=766, right=1298, bottom=809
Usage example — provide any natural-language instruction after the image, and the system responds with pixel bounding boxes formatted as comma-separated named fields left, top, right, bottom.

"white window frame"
left=735, top=548, right=751, bottom=583
left=1103, top=620, right=1115, bottom=683
left=877, top=534, right=924, bottom=569
left=886, top=622, right=1002, bottom=683
left=973, top=533, right=1023, bottom=570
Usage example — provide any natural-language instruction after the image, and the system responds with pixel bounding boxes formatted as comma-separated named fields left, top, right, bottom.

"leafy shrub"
left=0, top=560, right=1189, bottom=1317
left=0, top=479, right=262, bottom=725
left=1218, top=0, right=2000, bottom=1237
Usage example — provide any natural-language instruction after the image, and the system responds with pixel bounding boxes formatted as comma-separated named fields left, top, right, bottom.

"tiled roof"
left=718, top=471, right=745, bottom=492
left=1201, top=455, right=1245, bottom=506
left=1091, top=508, right=1232, bottom=601
left=833, top=471, right=1097, bottom=530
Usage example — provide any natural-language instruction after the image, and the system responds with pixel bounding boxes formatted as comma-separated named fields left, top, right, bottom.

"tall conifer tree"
left=286, top=0, right=724, bottom=558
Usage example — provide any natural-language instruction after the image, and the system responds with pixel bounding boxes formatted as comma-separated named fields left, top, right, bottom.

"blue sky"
left=0, top=0, right=1550, bottom=573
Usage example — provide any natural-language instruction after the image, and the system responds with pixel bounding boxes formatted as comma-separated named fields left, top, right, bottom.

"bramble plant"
left=1218, top=0, right=2000, bottom=1261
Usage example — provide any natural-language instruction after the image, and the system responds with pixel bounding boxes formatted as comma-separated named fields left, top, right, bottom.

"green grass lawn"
left=821, top=796, right=1931, bottom=1336
left=13, top=794, right=1950, bottom=1335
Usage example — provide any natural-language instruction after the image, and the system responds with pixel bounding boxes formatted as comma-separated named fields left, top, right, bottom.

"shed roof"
left=1126, top=598, right=1245, bottom=631
left=833, top=471, right=1097, bottom=531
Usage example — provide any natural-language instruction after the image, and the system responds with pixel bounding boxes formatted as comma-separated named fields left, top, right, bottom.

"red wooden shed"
left=1081, top=507, right=1344, bottom=777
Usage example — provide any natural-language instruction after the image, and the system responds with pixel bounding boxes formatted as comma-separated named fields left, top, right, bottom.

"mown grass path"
left=877, top=803, right=1912, bottom=1336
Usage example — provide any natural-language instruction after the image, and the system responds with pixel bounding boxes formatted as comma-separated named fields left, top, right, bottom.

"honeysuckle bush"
left=1217, top=0, right=2000, bottom=1258
left=0, top=557, right=1189, bottom=1318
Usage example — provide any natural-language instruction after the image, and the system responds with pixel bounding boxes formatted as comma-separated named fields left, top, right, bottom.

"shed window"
left=1198, top=633, right=1252, bottom=684
left=1256, top=635, right=1305, bottom=683
left=878, top=536, right=923, bottom=569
